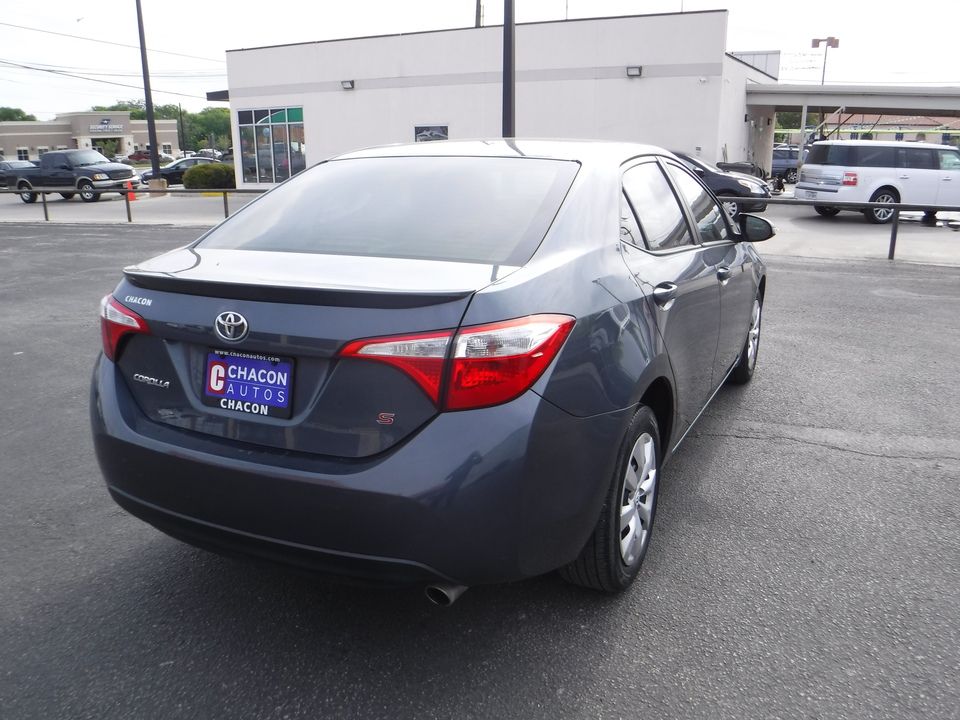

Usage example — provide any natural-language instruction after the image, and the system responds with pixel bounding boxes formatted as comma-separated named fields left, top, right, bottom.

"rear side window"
left=902, top=148, right=937, bottom=169
left=197, top=156, right=579, bottom=266
left=856, top=146, right=896, bottom=168
left=622, top=162, right=694, bottom=251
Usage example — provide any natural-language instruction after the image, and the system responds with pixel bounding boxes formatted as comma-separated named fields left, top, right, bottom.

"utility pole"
left=502, top=0, right=515, bottom=138
left=136, top=0, right=163, bottom=185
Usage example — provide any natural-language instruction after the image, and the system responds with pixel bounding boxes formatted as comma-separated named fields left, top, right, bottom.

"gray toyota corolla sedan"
left=91, top=140, right=772, bottom=604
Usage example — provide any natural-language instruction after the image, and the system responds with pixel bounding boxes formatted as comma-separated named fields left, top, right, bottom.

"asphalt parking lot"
left=1, top=197, right=958, bottom=719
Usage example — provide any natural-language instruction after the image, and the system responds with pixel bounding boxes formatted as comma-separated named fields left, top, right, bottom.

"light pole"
left=812, top=36, right=839, bottom=86
left=811, top=37, right=839, bottom=141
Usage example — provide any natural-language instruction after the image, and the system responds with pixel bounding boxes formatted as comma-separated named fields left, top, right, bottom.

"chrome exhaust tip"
left=424, top=583, right=468, bottom=606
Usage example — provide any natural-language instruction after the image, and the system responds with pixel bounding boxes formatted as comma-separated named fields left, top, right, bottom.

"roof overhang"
left=746, top=84, right=960, bottom=117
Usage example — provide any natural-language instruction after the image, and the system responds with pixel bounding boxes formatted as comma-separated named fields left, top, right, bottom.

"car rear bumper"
left=91, top=355, right=629, bottom=587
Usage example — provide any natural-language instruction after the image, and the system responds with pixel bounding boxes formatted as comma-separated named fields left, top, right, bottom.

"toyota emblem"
left=214, top=312, right=249, bottom=342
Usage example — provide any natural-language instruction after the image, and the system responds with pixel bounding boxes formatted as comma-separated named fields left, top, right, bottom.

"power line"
left=0, top=59, right=211, bottom=100
left=0, top=21, right=225, bottom=64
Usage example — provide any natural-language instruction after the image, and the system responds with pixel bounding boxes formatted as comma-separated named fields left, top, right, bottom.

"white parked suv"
left=796, top=140, right=960, bottom=223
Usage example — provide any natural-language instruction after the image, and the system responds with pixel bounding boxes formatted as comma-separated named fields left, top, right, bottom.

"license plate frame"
left=202, top=349, right=294, bottom=419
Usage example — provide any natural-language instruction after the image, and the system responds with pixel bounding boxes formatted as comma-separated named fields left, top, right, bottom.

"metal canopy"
left=747, top=84, right=960, bottom=117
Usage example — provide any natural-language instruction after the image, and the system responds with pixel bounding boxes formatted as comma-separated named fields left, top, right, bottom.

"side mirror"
left=738, top=214, right=776, bottom=242
left=58, top=163, right=71, bottom=171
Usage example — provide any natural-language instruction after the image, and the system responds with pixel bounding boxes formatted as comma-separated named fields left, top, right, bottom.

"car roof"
left=333, top=138, right=673, bottom=166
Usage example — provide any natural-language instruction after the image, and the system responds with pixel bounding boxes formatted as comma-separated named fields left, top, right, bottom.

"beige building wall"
left=0, top=112, right=180, bottom=161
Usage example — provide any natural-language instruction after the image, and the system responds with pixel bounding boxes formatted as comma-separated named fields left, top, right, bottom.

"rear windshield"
left=197, top=156, right=579, bottom=266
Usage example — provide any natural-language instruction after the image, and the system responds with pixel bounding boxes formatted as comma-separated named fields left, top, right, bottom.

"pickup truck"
left=9, top=149, right=140, bottom=203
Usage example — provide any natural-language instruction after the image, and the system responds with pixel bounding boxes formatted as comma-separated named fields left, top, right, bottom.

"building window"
left=162, top=143, right=172, bottom=155
left=57, top=145, right=68, bottom=151
left=237, top=107, right=305, bottom=184
left=37, top=147, right=49, bottom=156
left=17, top=148, right=29, bottom=161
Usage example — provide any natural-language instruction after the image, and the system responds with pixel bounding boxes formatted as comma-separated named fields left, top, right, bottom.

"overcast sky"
left=2, top=0, right=957, bottom=120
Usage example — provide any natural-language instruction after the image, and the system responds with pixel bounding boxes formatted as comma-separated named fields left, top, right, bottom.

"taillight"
left=339, top=315, right=575, bottom=411
left=99, top=294, right=149, bottom=362
left=340, top=330, right=452, bottom=403
left=447, top=315, right=575, bottom=409
left=843, top=172, right=858, bottom=186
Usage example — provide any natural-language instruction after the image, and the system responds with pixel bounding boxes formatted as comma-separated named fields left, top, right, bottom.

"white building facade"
left=225, top=11, right=778, bottom=187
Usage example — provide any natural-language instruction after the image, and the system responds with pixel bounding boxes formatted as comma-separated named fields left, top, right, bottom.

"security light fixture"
left=811, top=37, right=840, bottom=85
left=341, top=80, right=355, bottom=90
left=626, top=66, right=642, bottom=77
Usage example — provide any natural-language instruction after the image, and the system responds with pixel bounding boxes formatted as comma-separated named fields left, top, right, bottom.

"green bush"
left=183, top=163, right=236, bottom=189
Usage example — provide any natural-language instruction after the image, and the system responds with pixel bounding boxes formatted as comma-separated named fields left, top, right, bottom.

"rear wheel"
left=60, top=193, right=75, bottom=200
left=559, top=405, right=660, bottom=592
left=18, top=184, right=37, bottom=203
left=729, top=292, right=762, bottom=385
left=784, top=169, right=798, bottom=184
left=78, top=181, right=101, bottom=203
left=864, top=189, right=898, bottom=224
left=814, top=205, right=840, bottom=217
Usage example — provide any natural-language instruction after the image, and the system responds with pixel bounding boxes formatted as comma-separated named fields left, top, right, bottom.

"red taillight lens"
left=843, top=172, right=858, bottom=186
left=339, top=315, right=575, bottom=411
left=339, top=330, right=453, bottom=403
left=99, top=294, right=148, bottom=362
left=446, top=315, right=575, bottom=410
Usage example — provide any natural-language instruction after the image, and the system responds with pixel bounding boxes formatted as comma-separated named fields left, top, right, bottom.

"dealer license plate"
left=803, top=190, right=818, bottom=199
left=202, top=349, right=294, bottom=419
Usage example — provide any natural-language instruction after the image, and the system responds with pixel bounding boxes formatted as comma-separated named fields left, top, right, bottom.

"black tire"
left=559, top=405, right=660, bottom=592
left=78, top=181, right=101, bottom=203
left=814, top=205, right=840, bottom=217
left=729, top=292, right=762, bottom=385
left=60, top=193, right=75, bottom=200
left=784, top=169, right=798, bottom=184
left=864, top=188, right=898, bottom=224
left=18, top=184, right=37, bottom=203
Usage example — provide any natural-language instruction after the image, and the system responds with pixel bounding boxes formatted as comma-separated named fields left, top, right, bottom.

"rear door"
left=896, top=146, right=941, bottom=204
left=619, top=159, right=721, bottom=436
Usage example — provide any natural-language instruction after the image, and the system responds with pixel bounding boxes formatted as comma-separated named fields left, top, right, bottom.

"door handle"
left=652, top=282, right=677, bottom=309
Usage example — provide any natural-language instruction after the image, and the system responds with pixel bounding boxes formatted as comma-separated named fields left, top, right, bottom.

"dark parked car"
left=771, top=145, right=809, bottom=184
left=8, top=150, right=139, bottom=203
left=672, top=152, right=771, bottom=217
left=91, top=140, right=773, bottom=604
left=140, top=156, right=219, bottom=185
left=0, top=159, right=37, bottom=188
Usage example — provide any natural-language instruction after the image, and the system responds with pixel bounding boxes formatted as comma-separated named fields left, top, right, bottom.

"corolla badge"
left=215, top=312, right=249, bottom=342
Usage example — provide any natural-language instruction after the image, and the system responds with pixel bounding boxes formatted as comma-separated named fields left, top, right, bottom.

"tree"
left=190, top=107, right=231, bottom=150
left=0, top=107, right=38, bottom=121
left=92, top=100, right=146, bottom=119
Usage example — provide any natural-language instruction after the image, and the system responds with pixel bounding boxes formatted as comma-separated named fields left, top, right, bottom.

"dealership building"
left=222, top=10, right=780, bottom=187
left=0, top=112, right=179, bottom=162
